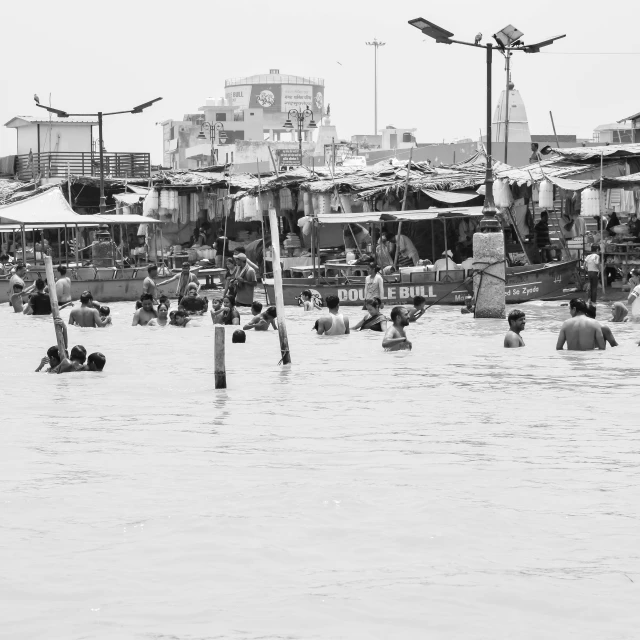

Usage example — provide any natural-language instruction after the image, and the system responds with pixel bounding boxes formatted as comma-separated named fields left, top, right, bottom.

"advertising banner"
left=282, top=85, right=313, bottom=114
left=249, top=84, right=281, bottom=112
left=225, top=86, right=250, bottom=109
left=312, top=85, right=324, bottom=114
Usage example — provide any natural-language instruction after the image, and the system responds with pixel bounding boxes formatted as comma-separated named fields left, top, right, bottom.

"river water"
left=1, top=299, right=639, bottom=639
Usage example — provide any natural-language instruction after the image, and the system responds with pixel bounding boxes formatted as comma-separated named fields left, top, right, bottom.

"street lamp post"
left=197, top=121, right=227, bottom=167
left=283, top=106, right=317, bottom=165
left=36, top=97, right=162, bottom=214
left=365, top=39, right=385, bottom=136
left=408, top=18, right=565, bottom=231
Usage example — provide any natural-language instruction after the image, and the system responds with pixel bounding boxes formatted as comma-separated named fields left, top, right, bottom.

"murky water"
left=2, top=298, right=639, bottom=639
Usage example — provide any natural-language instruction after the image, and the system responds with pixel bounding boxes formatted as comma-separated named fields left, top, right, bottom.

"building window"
left=231, top=152, right=234, bottom=163
left=216, top=113, right=227, bottom=122
left=170, top=126, right=175, bottom=139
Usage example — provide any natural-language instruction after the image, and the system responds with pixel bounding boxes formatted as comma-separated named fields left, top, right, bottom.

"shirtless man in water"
left=556, top=298, right=605, bottom=351
left=382, top=306, right=412, bottom=351
left=132, top=293, right=158, bottom=326
left=69, top=291, right=110, bottom=328
left=504, top=309, right=526, bottom=348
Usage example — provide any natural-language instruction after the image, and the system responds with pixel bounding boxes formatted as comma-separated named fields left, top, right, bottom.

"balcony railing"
left=15, top=151, right=151, bottom=181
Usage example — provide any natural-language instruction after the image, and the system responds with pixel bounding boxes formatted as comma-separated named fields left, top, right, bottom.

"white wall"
left=15, top=123, right=93, bottom=155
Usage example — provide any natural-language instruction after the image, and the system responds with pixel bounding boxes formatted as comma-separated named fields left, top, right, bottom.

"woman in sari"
left=353, top=298, right=387, bottom=332
left=609, top=301, right=629, bottom=323
left=221, top=294, right=241, bottom=325
left=222, top=256, right=237, bottom=297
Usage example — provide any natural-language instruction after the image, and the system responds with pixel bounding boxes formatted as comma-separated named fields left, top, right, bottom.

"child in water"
left=408, top=295, right=426, bottom=323
left=210, top=298, right=225, bottom=324
left=301, top=290, right=315, bottom=312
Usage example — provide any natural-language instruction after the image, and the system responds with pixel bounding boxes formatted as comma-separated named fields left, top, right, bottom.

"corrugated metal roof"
left=5, top=115, right=98, bottom=126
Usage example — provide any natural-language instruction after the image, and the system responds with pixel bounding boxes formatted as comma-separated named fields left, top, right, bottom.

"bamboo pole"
left=394, top=148, right=413, bottom=269
left=21, top=224, right=27, bottom=264
left=268, top=206, right=291, bottom=365
left=256, top=159, right=269, bottom=294
left=600, top=150, right=605, bottom=292
left=44, top=255, right=68, bottom=361
left=75, top=224, right=80, bottom=267
left=214, top=325, right=226, bottom=389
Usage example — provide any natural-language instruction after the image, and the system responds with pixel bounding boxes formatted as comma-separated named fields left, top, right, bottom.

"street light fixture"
left=283, top=106, right=316, bottom=164
left=408, top=17, right=565, bottom=231
left=365, top=38, right=386, bottom=135
left=36, top=97, right=162, bottom=214
left=197, top=121, right=226, bottom=167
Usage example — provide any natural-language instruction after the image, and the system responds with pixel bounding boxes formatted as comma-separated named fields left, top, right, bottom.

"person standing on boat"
left=55, top=265, right=72, bottom=305
left=535, top=211, right=552, bottom=263
left=232, top=253, right=257, bottom=308
left=389, top=231, right=419, bottom=267
left=584, top=247, right=601, bottom=303
left=364, top=261, right=385, bottom=305
left=157, top=262, right=201, bottom=301
left=382, top=306, right=412, bottom=351
left=504, top=310, right=526, bottom=348
left=556, top=298, right=605, bottom=351
left=317, top=295, right=350, bottom=335
left=376, top=232, right=395, bottom=273
left=142, top=263, right=158, bottom=302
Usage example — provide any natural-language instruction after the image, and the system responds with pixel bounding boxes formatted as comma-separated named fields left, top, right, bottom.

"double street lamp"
left=283, top=106, right=317, bottom=163
left=36, top=97, right=162, bottom=214
left=408, top=18, right=565, bottom=231
left=197, top=121, right=227, bottom=167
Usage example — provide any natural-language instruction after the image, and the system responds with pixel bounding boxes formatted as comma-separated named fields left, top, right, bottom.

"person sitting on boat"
left=353, top=298, right=387, bottom=332
left=434, top=250, right=461, bottom=275
left=364, top=261, right=385, bottom=305
left=221, top=294, right=241, bottom=325
left=627, top=213, right=640, bottom=240
left=55, top=265, right=72, bottom=305
left=408, top=295, right=427, bottom=322
left=132, top=293, right=158, bottom=326
left=535, top=211, right=552, bottom=263
left=69, top=291, right=110, bottom=328
left=316, top=295, right=350, bottom=335
left=133, top=234, right=148, bottom=266
left=388, top=231, right=419, bottom=267
left=504, top=309, right=526, bottom=348
left=180, top=284, right=208, bottom=315
left=23, top=278, right=51, bottom=316
left=382, top=306, right=412, bottom=351
left=376, top=232, right=395, bottom=273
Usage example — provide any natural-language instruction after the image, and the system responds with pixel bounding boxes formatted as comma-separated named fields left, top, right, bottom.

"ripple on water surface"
left=1, top=300, right=639, bottom=639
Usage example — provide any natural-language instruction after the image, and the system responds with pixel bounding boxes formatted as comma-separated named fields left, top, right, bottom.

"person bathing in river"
left=316, top=295, right=349, bottom=335
left=585, top=302, right=618, bottom=348
left=610, top=301, right=629, bottom=323
left=23, top=278, right=51, bottom=316
left=244, top=306, right=277, bottom=331
left=142, top=263, right=158, bottom=302
left=210, top=298, right=225, bottom=324
left=353, top=298, right=387, bottom=332
left=10, top=282, right=25, bottom=312
left=460, top=295, right=475, bottom=315
left=382, top=306, right=412, bottom=351
left=55, top=265, right=72, bottom=305
left=169, top=309, right=191, bottom=327
left=148, top=303, right=169, bottom=327
left=180, top=284, right=208, bottom=315
left=132, top=293, right=158, bottom=326
left=408, top=295, right=426, bottom=323
left=157, top=262, right=200, bottom=300
left=301, top=290, right=315, bottom=312
left=504, top=309, right=526, bottom=348
left=69, top=291, right=110, bottom=327
left=556, top=298, right=605, bottom=351
left=221, top=294, right=241, bottom=325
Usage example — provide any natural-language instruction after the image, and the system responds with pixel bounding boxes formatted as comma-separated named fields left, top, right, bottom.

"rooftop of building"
left=225, top=72, right=324, bottom=87
left=5, top=115, right=99, bottom=127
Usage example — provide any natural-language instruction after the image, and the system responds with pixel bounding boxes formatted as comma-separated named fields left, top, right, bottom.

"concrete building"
left=593, top=121, right=633, bottom=144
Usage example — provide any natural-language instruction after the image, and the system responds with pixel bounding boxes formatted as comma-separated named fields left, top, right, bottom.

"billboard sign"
left=282, top=85, right=313, bottom=113
left=249, top=84, right=281, bottom=112
left=225, top=86, right=250, bottom=109
left=276, top=148, right=302, bottom=170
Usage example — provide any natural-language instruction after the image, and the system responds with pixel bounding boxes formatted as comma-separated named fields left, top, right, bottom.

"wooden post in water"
left=44, top=255, right=68, bottom=361
left=214, top=325, right=226, bottom=389
left=268, top=206, right=291, bottom=365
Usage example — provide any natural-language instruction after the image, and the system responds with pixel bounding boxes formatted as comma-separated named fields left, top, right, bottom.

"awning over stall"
left=315, top=206, right=483, bottom=225
left=0, top=188, right=86, bottom=225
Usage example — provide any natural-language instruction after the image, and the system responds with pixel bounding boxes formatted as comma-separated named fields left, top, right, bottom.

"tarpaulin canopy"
left=421, top=188, right=481, bottom=204
left=96, top=214, right=164, bottom=225
left=552, top=143, right=640, bottom=162
left=316, top=206, right=483, bottom=225
left=0, top=188, right=86, bottom=225
left=545, top=175, right=598, bottom=191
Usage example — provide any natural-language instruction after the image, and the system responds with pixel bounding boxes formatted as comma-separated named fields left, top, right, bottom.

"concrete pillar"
left=472, top=232, right=506, bottom=318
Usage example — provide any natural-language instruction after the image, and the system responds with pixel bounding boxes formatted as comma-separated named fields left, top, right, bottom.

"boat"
left=264, top=207, right=584, bottom=307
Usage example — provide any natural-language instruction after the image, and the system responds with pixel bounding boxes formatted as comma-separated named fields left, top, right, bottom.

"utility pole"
left=503, top=51, right=512, bottom=164
left=366, top=39, right=385, bottom=136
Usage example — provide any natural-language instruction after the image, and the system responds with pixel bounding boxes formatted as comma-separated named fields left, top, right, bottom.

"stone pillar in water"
left=472, top=232, right=506, bottom=318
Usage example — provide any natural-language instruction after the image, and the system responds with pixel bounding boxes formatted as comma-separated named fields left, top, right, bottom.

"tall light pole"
left=283, top=106, right=317, bottom=162
left=197, top=121, right=227, bottom=166
left=408, top=18, right=564, bottom=231
left=365, top=38, right=385, bottom=136
left=36, top=97, right=162, bottom=214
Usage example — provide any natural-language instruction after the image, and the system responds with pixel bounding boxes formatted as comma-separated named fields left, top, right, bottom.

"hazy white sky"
left=1, top=0, right=638, bottom=164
